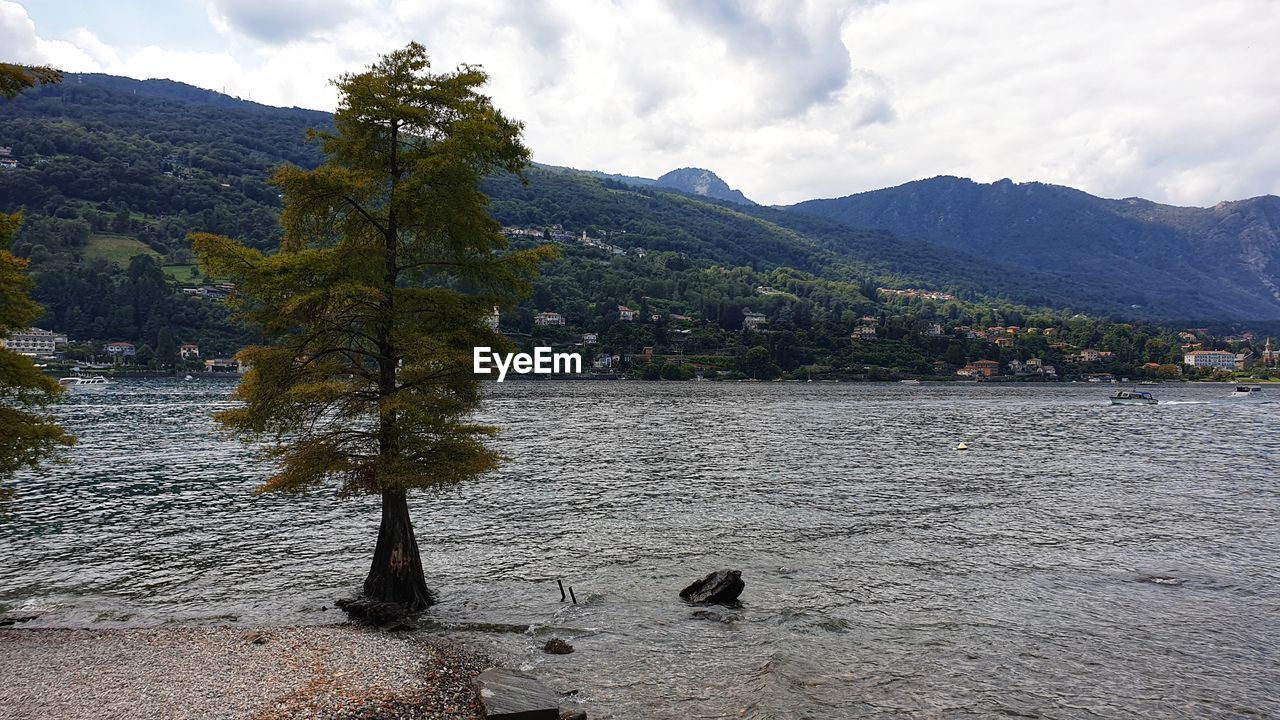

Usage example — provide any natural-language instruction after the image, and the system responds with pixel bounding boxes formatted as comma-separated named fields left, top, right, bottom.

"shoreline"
left=0, top=624, right=493, bottom=720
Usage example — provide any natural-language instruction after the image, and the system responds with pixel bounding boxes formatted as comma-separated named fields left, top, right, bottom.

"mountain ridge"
left=787, top=176, right=1280, bottom=320
left=4, top=73, right=1280, bottom=322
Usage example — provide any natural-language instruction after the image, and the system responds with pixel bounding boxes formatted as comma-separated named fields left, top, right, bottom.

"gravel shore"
left=0, top=625, right=491, bottom=720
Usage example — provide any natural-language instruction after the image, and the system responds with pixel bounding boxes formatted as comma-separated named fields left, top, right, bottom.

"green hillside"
left=85, top=233, right=159, bottom=265
left=0, top=73, right=1270, bottom=378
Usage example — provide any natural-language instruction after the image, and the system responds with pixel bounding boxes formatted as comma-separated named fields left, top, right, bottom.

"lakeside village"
left=6, top=223, right=1279, bottom=383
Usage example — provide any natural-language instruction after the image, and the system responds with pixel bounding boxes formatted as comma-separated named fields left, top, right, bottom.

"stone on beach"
left=473, top=668, right=560, bottom=719
left=680, top=569, right=745, bottom=606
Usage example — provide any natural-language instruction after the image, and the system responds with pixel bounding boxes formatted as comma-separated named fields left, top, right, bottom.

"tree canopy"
left=194, top=42, right=555, bottom=609
left=0, top=66, right=72, bottom=497
left=0, top=63, right=61, bottom=101
left=0, top=211, right=75, bottom=494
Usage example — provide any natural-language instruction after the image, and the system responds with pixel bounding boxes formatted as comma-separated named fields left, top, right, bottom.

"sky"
left=4, top=0, right=1279, bottom=207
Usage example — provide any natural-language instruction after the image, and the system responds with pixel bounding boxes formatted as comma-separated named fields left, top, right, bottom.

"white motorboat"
left=1230, top=384, right=1262, bottom=397
left=59, top=375, right=112, bottom=389
left=1109, top=390, right=1157, bottom=405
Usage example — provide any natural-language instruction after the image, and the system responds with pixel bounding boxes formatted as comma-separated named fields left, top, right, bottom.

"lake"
left=2, top=379, right=1277, bottom=718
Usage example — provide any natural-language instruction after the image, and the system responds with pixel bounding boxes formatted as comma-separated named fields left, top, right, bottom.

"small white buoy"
left=956, top=442, right=969, bottom=451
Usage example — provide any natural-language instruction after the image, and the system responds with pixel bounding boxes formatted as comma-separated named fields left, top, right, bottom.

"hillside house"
left=205, top=357, right=245, bottom=373
left=957, top=359, right=1001, bottom=378
left=851, top=325, right=878, bottom=341
left=742, top=311, right=767, bottom=331
left=105, top=341, right=136, bottom=357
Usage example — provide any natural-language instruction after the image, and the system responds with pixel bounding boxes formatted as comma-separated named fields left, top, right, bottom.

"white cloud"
left=4, top=0, right=1280, bottom=207
left=205, top=0, right=375, bottom=43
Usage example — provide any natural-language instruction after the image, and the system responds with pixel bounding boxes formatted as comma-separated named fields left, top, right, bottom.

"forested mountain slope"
left=788, top=176, right=1280, bottom=320
left=2, top=71, right=1275, bottom=367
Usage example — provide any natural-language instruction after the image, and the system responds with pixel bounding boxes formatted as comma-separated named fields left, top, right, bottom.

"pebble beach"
left=0, top=625, right=491, bottom=720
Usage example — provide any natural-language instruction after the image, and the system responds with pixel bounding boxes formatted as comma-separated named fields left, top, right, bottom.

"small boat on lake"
left=1109, top=389, right=1157, bottom=405
left=899, top=379, right=921, bottom=385
left=1230, top=384, right=1262, bottom=397
left=59, top=375, right=112, bottom=389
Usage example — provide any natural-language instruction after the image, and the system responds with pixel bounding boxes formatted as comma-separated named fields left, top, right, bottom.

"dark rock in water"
left=543, top=637, right=574, bottom=655
left=680, top=569, right=744, bottom=606
left=559, top=708, right=588, bottom=720
left=335, top=597, right=415, bottom=628
left=473, top=668, right=559, bottom=719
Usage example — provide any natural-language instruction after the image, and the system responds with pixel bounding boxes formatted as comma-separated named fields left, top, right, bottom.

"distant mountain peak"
left=654, top=167, right=755, bottom=206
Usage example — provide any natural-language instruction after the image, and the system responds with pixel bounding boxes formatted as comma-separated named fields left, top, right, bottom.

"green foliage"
left=739, top=345, right=780, bottom=380
left=195, top=43, right=554, bottom=497
left=0, top=63, right=61, bottom=101
left=84, top=233, right=161, bottom=265
left=0, top=211, right=75, bottom=486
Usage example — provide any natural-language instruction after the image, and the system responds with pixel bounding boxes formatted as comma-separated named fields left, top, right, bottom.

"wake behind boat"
left=1109, top=389, right=1157, bottom=405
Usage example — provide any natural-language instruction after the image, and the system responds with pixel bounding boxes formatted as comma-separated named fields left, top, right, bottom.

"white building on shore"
left=1183, top=350, right=1239, bottom=370
left=1, top=327, right=68, bottom=357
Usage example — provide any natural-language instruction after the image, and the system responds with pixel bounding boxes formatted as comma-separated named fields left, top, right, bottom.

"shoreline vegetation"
left=0, top=624, right=493, bottom=720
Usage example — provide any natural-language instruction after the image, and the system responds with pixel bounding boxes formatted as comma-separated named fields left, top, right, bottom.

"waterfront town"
left=3, top=216, right=1277, bottom=383
left=7, top=289, right=1277, bottom=382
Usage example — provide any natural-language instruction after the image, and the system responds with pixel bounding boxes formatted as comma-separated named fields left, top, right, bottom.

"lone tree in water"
left=193, top=43, right=554, bottom=610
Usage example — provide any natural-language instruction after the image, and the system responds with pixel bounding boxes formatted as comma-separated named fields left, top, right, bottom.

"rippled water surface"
left=3, top=379, right=1278, bottom=718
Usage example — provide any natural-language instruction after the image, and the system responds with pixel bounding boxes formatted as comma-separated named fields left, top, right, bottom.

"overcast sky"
left=4, top=0, right=1278, bottom=206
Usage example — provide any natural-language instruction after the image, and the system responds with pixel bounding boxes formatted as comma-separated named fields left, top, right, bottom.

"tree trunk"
left=362, top=490, right=435, bottom=609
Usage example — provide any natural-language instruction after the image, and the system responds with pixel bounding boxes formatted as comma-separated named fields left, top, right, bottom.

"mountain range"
left=788, top=177, right=1280, bottom=321
left=2, top=72, right=1279, bottom=324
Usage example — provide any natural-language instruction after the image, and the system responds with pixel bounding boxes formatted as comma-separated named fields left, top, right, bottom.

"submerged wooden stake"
left=557, top=578, right=566, bottom=602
